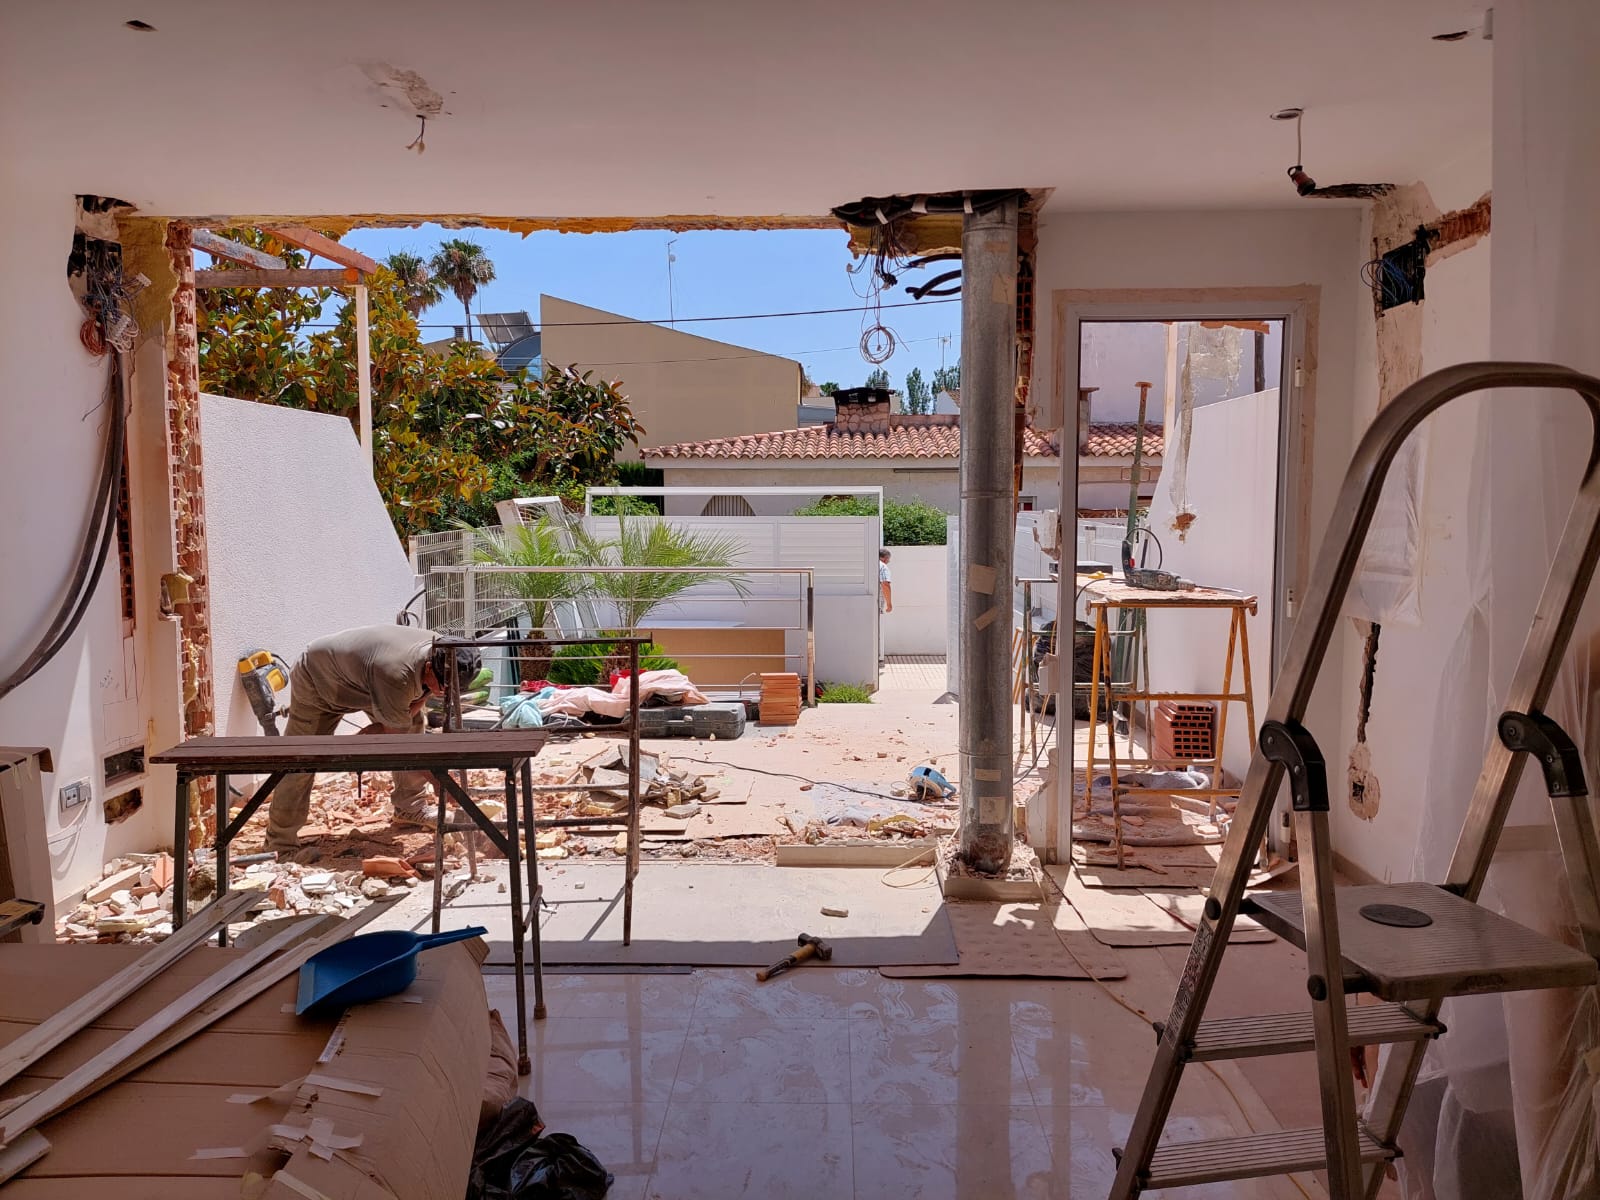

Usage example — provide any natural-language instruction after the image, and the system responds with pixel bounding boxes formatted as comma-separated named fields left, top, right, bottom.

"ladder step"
left=1175, top=1001, right=1442, bottom=1061
left=1245, top=882, right=1599, bottom=1001
left=1141, top=1125, right=1395, bottom=1190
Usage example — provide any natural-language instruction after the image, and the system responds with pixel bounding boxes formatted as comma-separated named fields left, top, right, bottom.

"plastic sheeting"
left=1390, top=388, right=1600, bottom=1198
left=1347, top=432, right=1429, bottom=626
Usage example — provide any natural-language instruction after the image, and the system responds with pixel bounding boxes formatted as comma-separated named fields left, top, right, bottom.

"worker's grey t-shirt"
left=293, top=626, right=434, bottom=730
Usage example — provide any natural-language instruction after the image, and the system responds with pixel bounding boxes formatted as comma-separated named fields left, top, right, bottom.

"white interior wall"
left=0, top=191, right=167, bottom=902
left=1144, top=389, right=1280, bottom=784
left=1327, top=151, right=1492, bottom=885
left=200, top=395, right=419, bottom=738
left=1483, top=2, right=1600, bottom=1187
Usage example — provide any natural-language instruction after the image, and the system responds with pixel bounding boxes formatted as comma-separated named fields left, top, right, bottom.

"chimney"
left=1077, top=386, right=1097, bottom=454
left=832, top=386, right=893, bottom=435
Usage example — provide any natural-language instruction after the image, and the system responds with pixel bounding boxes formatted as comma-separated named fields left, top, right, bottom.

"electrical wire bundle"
left=0, top=363, right=127, bottom=702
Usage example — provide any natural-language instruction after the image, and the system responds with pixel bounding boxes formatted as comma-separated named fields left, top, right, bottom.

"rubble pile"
left=54, top=845, right=483, bottom=947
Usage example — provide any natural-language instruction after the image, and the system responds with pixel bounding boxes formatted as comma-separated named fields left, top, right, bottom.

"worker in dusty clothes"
left=265, top=625, right=482, bottom=862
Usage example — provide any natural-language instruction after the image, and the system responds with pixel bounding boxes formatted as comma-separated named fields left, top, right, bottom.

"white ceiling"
left=1, top=0, right=1491, bottom=221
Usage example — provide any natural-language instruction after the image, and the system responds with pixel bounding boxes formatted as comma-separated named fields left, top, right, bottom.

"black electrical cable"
left=684, top=756, right=957, bottom=807
left=0, top=360, right=126, bottom=702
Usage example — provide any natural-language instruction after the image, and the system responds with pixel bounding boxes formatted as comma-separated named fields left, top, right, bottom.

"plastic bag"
left=466, top=1099, right=613, bottom=1200
left=508, top=1132, right=614, bottom=1199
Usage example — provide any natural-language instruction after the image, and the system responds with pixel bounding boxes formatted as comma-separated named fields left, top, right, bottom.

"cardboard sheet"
left=0, top=939, right=489, bottom=1198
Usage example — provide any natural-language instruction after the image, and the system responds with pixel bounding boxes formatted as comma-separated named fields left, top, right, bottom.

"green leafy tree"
left=932, top=362, right=960, bottom=397
left=430, top=238, right=496, bottom=341
left=792, top=497, right=948, bottom=545
left=865, top=367, right=891, bottom=390
left=197, top=228, right=641, bottom=539
left=818, top=381, right=839, bottom=395
left=904, top=367, right=932, bottom=415
left=383, top=250, right=444, bottom=317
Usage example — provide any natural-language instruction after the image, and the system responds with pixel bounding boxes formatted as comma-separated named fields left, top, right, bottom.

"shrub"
left=816, top=682, right=872, bottom=703
left=545, top=641, right=678, bottom=686
left=792, top=496, right=949, bottom=546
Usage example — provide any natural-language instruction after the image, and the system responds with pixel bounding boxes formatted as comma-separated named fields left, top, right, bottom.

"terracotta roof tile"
left=1082, top=423, right=1165, bottom=457
left=644, top=418, right=1068, bottom=461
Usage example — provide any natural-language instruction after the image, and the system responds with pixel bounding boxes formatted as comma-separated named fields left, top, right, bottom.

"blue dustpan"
left=295, top=926, right=487, bottom=1015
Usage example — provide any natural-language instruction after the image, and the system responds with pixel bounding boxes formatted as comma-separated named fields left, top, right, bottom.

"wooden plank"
left=0, top=916, right=321, bottom=1154
left=97, top=907, right=384, bottom=1094
left=263, top=226, right=380, bottom=273
left=191, top=229, right=286, bottom=271
left=0, top=891, right=256, bottom=1089
left=0, top=1131, right=48, bottom=1181
left=776, top=840, right=938, bottom=868
left=195, top=267, right=357, bottom=289
left=149, top=731, right=548, bottom=772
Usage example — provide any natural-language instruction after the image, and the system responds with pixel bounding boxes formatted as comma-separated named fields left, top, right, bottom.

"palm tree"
left=384, top=251, right=443, bottom=318
left=569, top=514, right=750, bottom=634
left=470, top=519, right=583, bottom=682
left=429, top=238, right=496, bottom=342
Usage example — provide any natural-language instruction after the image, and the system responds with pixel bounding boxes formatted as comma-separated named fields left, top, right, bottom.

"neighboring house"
left=798, top=384, right=834, bottom=427
left=538, top=295, right=801, bottom=459
left=1076, top=422, right=1165, bottom=514
left=933, top=387, right=960, bottom=415
left=643, top=394, right=1087, bottom=517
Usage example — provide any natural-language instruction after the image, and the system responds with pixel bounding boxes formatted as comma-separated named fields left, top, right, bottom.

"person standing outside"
left=879, top=548, right=893, bottom=613
left=264, top=626, right=482, bottom=860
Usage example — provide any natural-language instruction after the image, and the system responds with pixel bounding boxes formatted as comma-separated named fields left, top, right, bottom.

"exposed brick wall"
left=164, top=223, right=215, bottom=843
left=832, top=403, right=960, bottom=435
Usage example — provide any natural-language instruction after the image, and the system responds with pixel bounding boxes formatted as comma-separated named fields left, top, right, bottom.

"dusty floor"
left=482, top=934, right=1380, bottom=1200
left=230, top=657, right=983, bottom=872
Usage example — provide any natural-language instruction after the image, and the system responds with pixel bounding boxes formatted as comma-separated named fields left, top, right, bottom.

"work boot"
left=392, top=811, right=438, bottom=832
left=271, top=845, right=321, bottom=865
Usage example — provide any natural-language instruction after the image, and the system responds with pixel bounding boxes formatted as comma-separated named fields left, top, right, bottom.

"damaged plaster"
left=1370, top=183, right=1493, bottom=408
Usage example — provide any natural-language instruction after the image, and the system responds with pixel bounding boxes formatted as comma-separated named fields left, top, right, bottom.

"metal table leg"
left=215, top=772, right=229, bottom=946
left=504, top=764, right=530, bottom=1074
left=522, top=757, right=546, bottom=1021
left=173, top=773, right=191, bottom=928
left=430, top=772, right=447, bottom=936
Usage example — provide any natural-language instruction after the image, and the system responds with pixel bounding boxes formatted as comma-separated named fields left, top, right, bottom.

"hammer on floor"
left=756, top=933, right=832, bottom=982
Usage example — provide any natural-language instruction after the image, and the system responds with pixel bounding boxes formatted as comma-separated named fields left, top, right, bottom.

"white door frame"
left=1045, top=287, right=1321, bottom=864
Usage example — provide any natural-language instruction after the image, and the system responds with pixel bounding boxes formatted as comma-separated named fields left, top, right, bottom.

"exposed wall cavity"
left=1347, top=620, right=1382, bottom=820
left=1368, top=183, right=1493, bottom=407
left=164, top=223, right=216, bottom=843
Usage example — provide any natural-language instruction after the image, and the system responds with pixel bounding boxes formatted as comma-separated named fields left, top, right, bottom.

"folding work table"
left=150, top=731, right=548, bottom=1072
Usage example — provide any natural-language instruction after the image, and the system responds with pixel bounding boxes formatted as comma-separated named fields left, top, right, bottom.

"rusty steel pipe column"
left=958, top=195, right=1019, bottom=873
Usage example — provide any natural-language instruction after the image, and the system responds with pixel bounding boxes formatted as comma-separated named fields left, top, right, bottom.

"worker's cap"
left=430, top=638, right=483, bottom=691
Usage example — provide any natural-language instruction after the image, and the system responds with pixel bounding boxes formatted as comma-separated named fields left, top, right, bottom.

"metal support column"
left=958, top=193, right=1019, bottom=873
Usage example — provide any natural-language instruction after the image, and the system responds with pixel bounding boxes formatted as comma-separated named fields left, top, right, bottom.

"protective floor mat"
left=879, top=894, right=1126, bottom=980
left=459, top=863, right=958, bottom=968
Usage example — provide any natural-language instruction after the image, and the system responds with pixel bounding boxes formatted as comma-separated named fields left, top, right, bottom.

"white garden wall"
left=201, top=395, right=419, bottom=737
left=579, top=514, right=879, bottom=688
left=1144, top=388, right=1280, bottom=783
left=882, top=545, right=948, bottom=656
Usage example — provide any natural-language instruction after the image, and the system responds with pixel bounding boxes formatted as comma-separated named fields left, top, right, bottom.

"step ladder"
left=1109, top=362, right=1600, bottom=1199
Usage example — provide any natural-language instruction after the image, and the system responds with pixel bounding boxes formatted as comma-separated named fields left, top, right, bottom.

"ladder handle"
left=1272, top=361, right=1600, bottom=727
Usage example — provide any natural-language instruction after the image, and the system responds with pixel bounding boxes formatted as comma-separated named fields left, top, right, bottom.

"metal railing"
left=423, top=563, right=817, bottom=704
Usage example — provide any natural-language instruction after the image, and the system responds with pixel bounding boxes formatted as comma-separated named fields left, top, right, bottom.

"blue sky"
left=338, top=224, right=961, bottom=392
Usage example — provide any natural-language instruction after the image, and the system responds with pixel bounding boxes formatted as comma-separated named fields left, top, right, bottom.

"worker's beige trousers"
left=264, top=682, right=434, bottom=852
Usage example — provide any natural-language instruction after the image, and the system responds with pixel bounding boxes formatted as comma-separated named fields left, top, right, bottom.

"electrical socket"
left=59, top=779, right=90, bottom=811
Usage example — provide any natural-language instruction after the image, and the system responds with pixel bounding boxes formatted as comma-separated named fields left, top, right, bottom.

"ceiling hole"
left=1432, top=29, right=1471, bottom=41
left=124, top=18, right=156, bottom=31
left=1269, top=108, right=1303, bottom=121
